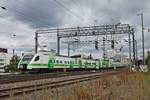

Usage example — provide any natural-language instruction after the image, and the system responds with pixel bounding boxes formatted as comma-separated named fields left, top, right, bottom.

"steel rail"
left=0, top=69, right=128, bottom=98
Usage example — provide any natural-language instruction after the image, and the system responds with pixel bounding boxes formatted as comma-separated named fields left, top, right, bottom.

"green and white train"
left=18, top=52, right=127, bottom=72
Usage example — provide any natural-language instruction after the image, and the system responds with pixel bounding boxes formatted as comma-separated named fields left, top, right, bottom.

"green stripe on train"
left=28, top=64, right=79, bottom=67
left=28, top=63, right=97, bottom=69
left=29, top=64, right=48, bottom=66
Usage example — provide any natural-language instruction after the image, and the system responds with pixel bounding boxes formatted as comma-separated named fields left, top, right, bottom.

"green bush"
left=5, top=55, right=20, bottom=72
left=5, top=64, right=18, bottom=72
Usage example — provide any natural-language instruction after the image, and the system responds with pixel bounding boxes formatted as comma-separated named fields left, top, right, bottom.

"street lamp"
left=137, top=13, right=145, bottom=65
left=12, top=34, right=16, bottom=56
left=1, top=6, right=18, bottom=56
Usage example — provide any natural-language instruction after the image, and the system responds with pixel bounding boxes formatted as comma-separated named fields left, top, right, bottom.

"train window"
left=34, top=56, right=39, bottom=61
left=0, top=63, right=4, bottom=65
left=68, top=61, right=70, bottom=64
left=70, top=61, right=72, bottom=64
left=64, top=61, right=67, bottom=64
left=60, top=60, right=62, bottom=63
left=0, top=59, right=4, bottom=61
left=56, top=60, right=59, bottom=64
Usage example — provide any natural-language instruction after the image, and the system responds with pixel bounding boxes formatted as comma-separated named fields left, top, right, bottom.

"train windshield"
left=21, top=55, right=34, bottom=64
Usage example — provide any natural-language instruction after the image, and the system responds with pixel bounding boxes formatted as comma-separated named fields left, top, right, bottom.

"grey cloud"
left=0, top=0, right=150, bottom=56
left=2, top=0, right=149, bottom=27
left=3, top=0, right=67, bottom=28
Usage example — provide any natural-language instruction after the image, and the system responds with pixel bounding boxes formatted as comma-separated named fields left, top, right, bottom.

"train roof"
left=36, top=52, right=99, bottom=61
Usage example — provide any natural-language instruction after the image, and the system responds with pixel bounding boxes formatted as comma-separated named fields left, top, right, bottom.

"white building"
left=0, top=48, right=12, bottom=72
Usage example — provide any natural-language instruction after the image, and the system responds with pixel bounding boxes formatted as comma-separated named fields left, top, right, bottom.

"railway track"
left=0, top=67, right=125, bottom=84
left=0, top=71, right=101, bottom=84
left=0, top=68, right=129, bottom=99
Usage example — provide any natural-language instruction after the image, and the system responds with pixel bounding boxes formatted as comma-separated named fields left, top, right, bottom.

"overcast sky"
left=0, top=0, right=149, bottom=57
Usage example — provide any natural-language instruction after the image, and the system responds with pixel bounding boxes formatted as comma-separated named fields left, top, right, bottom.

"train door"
left=78, top=59, right=82, bottom=68
left=48, top=58, right=54, bottom=69
left=70, top=61, right=74, bottom=69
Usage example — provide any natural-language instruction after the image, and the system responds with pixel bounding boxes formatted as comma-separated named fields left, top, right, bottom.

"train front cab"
left=18, top=54, right=34, bottom=71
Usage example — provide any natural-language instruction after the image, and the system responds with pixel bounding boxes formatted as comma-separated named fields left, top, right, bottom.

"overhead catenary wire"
left=70, top=0, right=85, bottom=15
left=1, top=0, right=91, bottom=26
left=51, top=0, right=90, bottom=25
left=0, top=2, right=56, bottom=28
left=69, top=0, right=91, bottom=24
left=0, top=0, right=81, bottom=27
left=0, top=6, right=46, bottom=25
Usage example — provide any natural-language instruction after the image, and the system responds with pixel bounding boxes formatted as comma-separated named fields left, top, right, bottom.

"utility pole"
left=35, top=32, right=38, bottom=54
left=128, top=26, right=132, bottom=67
left=68, top=42, right=70, bottom=57
left=132, top=28, right=136, bottom=65
left=137, top=13, right=145, bottom=65
left=103, top=37, right=106, bottom=59
left=57, top=28, right=60, bottom=55
left=135, top=40, right=138, bottom=66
